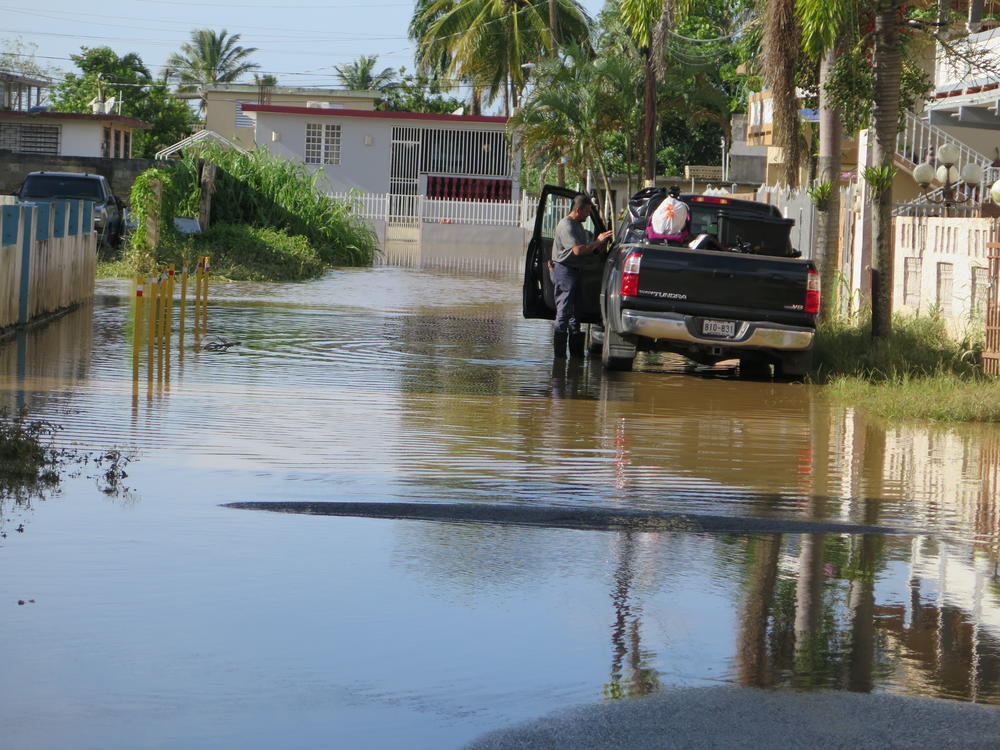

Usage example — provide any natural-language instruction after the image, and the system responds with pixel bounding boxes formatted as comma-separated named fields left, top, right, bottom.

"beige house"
left=0, top=110, right=149, bottom=158
left=201, top=84, right=380, bottom=150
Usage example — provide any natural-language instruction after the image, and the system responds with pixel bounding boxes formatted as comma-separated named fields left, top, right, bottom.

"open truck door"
left=522, top=185, right=607, bottom=323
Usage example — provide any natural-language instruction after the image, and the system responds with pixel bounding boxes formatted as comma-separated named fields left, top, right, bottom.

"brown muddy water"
left=2, top=267, right=1000, bottom=749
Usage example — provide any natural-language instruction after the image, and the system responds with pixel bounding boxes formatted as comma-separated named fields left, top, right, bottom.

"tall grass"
left=182, top=145, right=379, bottom=266
left=123, top=144, right=379, bottom=277
left=811, top=313, right=998, bottom=422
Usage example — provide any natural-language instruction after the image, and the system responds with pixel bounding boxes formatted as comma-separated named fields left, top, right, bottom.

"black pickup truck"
left=523, top=185, right=819, bottom=377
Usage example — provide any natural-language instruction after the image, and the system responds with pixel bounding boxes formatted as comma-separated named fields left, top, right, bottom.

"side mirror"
left=790, top=248, right=801, bottom=258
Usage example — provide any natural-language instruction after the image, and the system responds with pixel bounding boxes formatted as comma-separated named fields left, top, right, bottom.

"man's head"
left=569, top=193, right=592, bottom=220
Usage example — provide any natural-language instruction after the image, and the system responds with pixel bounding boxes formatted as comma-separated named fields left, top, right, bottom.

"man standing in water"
left=550, top=194, right=614, bottom=358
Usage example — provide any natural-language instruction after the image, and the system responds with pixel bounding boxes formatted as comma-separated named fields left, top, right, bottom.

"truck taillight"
left=621, top=251, right=642, bottom=297
left=805, top=269, right=820, bottom=314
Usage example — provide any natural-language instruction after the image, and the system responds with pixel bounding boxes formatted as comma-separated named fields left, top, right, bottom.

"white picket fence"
left=330, top=191, right=532, bottom=228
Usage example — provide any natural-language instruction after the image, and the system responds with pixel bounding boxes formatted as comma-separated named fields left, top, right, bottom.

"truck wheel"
left=775, top=351, right=813, bottom=381
left=739, top=355, right=772, bottom=379
left=587, top=325, right=604, bottom=355
left=601, top=327, right=635, bottom=371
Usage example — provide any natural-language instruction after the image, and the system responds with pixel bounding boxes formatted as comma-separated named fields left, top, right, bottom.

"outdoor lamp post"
left=912, top=142, right=983, bottom=215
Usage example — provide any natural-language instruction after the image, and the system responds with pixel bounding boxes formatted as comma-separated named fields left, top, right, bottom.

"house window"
left=102, top=127, right=111, bottom=157
left=972, top=266, right=989, bottom=316
left=903, top=257, right=921, bottom=307
left=123, top=131, right=131, bottom=158
left=113, top=129, right=122, bottom=158
left=0, top=123, right=60, bottom=154
left=235, top=101, right=254, bottom=128
left=304, top=122, right=341, bottom=165
left=936, top=262, right=953, bottom=316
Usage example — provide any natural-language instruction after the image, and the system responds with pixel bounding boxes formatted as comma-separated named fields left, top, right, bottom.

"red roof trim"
left=243, top=104, right=507, bottom=125
left=0, top=111, right=152, bottom=129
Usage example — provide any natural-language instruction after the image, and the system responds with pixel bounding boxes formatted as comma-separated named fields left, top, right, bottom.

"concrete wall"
left=0, top=152, right=162, bottom=199
left=893, top=216, right=993, bottom=338
left=0, top=200, right=96, bottom=331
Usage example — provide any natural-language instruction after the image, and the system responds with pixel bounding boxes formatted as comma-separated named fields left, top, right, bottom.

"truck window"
left=20, top=175, right=104, bottom=201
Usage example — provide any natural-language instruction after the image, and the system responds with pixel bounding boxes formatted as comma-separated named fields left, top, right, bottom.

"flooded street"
left=2, top=267, right=1000, bottom=749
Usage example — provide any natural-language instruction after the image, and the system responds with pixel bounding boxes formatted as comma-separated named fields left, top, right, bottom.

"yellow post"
left=194, top=258, right=204, bottom=336
left=179, top=263, right=189, bottom=354
left=201, top=256, right=210, bottom=331
left=147, top=276, right=156, bottom=380
left=133, top=277, right=144, bottom=381
left=157, top=269, right=166, bottom=380
left=165, top=264, right=175, bottom=379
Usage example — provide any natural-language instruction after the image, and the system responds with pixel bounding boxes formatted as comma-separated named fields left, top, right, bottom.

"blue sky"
left=9, top=0, right=607, bottom=93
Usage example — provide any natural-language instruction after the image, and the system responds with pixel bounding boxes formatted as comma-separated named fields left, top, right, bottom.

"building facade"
left=243, top=104, right=516, bottom=201
left=0, top=111, right=149, bottom=158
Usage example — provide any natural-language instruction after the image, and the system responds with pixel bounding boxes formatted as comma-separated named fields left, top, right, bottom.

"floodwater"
left=1, top=267, right=999, bottom=749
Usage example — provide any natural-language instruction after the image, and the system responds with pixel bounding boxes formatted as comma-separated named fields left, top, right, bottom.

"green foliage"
left=197, top=146, right=378, bottom=265
left=48, top=47, right=197, bottom=158
left=825, top=39, right=932, bottom=134
left=0, top=410, right=60, bottom=499
left=156, top=224, right=326, bottom=281
left=806, top=179, right=834, bottom=204
left=166, top=29, right=260, bottom=106
left=862, top=164, right=896, bottom=195
left=378, top=67, right=464, bottom=113
left=124, top=145, right=377, bottom=277
left=335, top=55, right=397, bottom=92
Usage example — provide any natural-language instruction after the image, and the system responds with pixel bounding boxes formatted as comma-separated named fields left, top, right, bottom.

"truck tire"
left=601, top=326, right=635, bottom=371
left=775, top=351, right=813, bottom=380
left=587, top=325, right=604, bottom=355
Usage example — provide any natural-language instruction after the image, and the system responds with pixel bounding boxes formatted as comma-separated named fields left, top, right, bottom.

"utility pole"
left=550, top=0, right=566, bottom=186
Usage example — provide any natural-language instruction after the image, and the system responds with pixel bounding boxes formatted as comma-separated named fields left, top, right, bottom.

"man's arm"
left=571, top=230, right=614, bottom=255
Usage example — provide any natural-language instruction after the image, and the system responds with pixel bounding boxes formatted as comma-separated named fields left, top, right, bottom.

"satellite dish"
left=104, top=97, right=116, bottom=113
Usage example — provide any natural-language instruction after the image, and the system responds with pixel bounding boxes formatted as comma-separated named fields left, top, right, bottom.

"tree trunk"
left=870, top=1, right=904, bottom=338
left=642, top=43, right=656, bottom=187
left=763, top=0, right=801, bottom=188
left=815, top=48, right=844, bottom=322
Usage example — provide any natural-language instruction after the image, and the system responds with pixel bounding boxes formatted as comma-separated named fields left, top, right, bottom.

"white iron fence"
left=330, top=191, right=533, bottom=228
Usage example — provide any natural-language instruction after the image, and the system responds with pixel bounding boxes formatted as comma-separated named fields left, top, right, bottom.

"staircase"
left=893, top=112, right=995, bottom=213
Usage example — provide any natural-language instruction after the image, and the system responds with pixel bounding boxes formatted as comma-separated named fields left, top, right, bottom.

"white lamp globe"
left=991, top=179, right=1000, bottom=204
left=913, top=161, right=935, bottom=186
left=937, top=142, right=961, bottom=166
left=960, top=162, right=983, bottom=185
left=936, top=164, right=960, bottom=184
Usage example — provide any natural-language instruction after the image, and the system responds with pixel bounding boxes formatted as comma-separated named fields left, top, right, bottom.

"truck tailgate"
left=627, top=244, right=814, bottom=325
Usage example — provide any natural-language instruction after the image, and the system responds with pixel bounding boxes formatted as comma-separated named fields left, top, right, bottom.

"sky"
left=7, top=0, right=607, bottom=96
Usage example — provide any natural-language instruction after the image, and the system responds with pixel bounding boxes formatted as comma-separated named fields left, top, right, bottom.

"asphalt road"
left=463, top=687, right=1000, bottom=749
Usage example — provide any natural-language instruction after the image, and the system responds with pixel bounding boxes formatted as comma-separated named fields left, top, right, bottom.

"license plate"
left=702, top=319, right=736, bottom=337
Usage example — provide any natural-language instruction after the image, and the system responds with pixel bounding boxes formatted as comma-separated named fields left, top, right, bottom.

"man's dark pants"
left=550, top=262, right=585, bottom=358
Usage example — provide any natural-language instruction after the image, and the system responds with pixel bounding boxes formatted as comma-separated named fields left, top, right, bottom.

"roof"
left=201, top=83, right=379, bottom=99
left=242, top=104, right=508, bottom=125
left=0, top=110, right=152, bottom=129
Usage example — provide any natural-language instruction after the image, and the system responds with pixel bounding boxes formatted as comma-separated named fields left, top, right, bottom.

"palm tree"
left=166, top=29, right=260, bottom=110
left=760, top=0, right=801, bottom=188
left=334, top=55, right=397, bottom=93
left=797, top=0, right=858, bottom=321
left=411, top=0, right=591, bottom=116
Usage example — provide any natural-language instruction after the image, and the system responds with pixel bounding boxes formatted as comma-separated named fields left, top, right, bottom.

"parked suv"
left=16, top=171, right=125, bottom=248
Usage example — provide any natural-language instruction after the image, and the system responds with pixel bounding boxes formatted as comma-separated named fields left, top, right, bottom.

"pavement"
left=462, top=686, right=1000, bottom=749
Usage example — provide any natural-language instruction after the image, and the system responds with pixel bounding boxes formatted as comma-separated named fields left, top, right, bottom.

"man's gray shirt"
left=552, top=216, right=591, bottom=267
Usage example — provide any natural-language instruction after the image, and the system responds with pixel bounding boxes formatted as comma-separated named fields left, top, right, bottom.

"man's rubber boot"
left=553, top=331, right=568, bottom=359
left=568, top=332, right=586, bottom=359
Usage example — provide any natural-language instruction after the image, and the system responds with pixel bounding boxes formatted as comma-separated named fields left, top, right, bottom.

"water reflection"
left=4, top=270, right=1000, bottom=749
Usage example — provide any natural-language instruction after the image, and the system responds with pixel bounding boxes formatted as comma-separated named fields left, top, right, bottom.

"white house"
left=0, top=110, right=150, bottom=158
left=242, top=104, right=517, bottom=201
